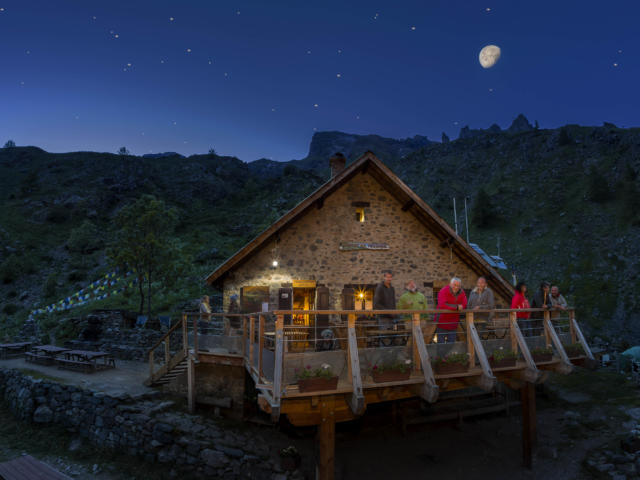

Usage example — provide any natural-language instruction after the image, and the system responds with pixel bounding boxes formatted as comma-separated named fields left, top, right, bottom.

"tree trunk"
left=138, top=275, right=145, bottom=315
left=147, top=270, right=152, bottom=321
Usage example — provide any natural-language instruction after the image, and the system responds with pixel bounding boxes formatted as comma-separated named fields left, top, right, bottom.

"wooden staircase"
left=145, top=315, right=191, bottom=387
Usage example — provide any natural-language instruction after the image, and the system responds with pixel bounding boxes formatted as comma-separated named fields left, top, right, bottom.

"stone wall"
left=0, top=368, right=279, bottom=479
left=222, top=173, right=510, bottom=310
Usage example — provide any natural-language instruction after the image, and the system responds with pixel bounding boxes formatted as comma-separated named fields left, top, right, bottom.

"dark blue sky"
left=0, top=1, right=637, bottom=160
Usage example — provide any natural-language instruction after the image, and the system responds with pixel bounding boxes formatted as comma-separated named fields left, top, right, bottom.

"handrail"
left=147, top=317, right=184, bottom=354
left=269, top=308, right=574, bottom=315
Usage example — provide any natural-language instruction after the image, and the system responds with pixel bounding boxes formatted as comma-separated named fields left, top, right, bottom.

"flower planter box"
left=564, top=347, right=584, bottom=358
left=372, top=370, right=411, bottom=383
left=489, top=357, right=517, bottom=369
left=532, top=353, right=553, bottom=363
left=432, top=362, right=469, bottom=375
left=297, top=376, right=339, bottom=393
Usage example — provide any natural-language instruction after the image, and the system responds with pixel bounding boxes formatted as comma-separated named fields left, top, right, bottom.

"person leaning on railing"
left=436, top=277, right=467, bottom=344
left=549, top=286, right=568, bottom=318
left=373, top=270, right=397, bottom=330
left=398, top=280, right=427, bottom=330
left=199, top=295, right=212, bottom=332
left=467, top=276, right=495, bottom=321
left=511, top=282, right=532, bottom=336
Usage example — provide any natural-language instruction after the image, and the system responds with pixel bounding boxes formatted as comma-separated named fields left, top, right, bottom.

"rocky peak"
left=507, top=114, right=534, bottom=133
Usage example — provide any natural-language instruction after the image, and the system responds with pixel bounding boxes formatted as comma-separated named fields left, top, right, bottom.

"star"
left=313, top=127, right=318, bottom=131
left=356, top=115, right=360, bottom=120
left=114, top=34, right=119, bottom=38
left=186, top=48, right=192, bottom=53
left=208, top=59, right=213, bottom=64
left=26, top=50, right=30, bottom=55
left=127, top=63, right=132, bottom=67
left=224, top=72, right=228, bottom=77
left=236, top=10, right=241, bottom=15
left=313, top=103, right=319, bottom=108
left=20, top=81, right=24, bottom=86
left=489, top=88, right=494, bottom=92
left=307, top=50, right=311, bottom=54
left=172, top=121, right=177, bottom=125
left=337, top=49, right=342, bottom=54
left=336, top=73, right=341, bottom=78
left=74, top=115, right=79, bottom=120
left=485, top=7, right=491, bottom=12
left=160, top=59, right=165, bottom=64
left=373, top=12, right=379, bottom=20
left=613, top=63, right=619, bottom=67
left=618, top=49, right=623, bottom=54
left=92, top=16, right=96, bottom=20
left=0, top=7, right=5, bottom=12
left=453, top=121, right=459, bottom=125
left=410, top=26, right=416, bottom=31
left=169, top=17, right=174, bottom=21
left=271, top=107, right=276, bottom=112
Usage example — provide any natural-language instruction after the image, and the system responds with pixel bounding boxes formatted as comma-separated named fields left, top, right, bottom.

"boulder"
left=33, top=405, right=53, bottom=423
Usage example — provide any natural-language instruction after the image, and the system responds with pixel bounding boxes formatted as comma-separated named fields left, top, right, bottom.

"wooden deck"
left=146, top=308, right=593, bottom=480
left=0, top=455, right=71, bottom=480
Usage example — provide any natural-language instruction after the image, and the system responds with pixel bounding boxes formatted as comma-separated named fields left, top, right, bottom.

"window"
left=355, top=207, right=365, bottom=222
left=240, top=286, right=270, bottom=313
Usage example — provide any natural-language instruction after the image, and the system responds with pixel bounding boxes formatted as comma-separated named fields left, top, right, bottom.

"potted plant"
left=431, top=352, right=469, bottom=375
left=489, top=348, right=518, bottom=368
left=279, top=445, right=301, bottom=471
left=296, top=363, right=338, bottom=393
left=530, top=346, right=553, bottom=363
left=564, top=343, right=584, bottom=358
left=371, top=359, right=412, bottom=383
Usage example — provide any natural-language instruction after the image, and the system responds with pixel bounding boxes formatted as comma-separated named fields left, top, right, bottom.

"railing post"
left=544, top=316, right=573, bottom=373
left=570, top=311, right=595, bottom=360
left=182, top=314, right=188, bottom=355
left=467, top=313, right=496, bottom=391
left=242, top=315, right=248, bottom=358
left=412, top=313, right=420, bottom=372
left=466, top=311, right=475, bottom=368
left=258, top=314, right=265, bottom=379
left=272, top=314, right=284, bottom=421
left=510, top=311, right=540, bottom=383
left=164, top=336, right=170, bottom=364
left=569, top=309, right=577, bottom=344
left=193, top=314, right=199, bottom=360
left=249, top=315, right=255, bottom=368
left=509, top=312, right=518, bottom=352
left=543, top=309, right=551, bottom=340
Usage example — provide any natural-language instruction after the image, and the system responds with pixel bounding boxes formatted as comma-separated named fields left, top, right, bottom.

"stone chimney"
left=329, top=152, right=346, bottom=178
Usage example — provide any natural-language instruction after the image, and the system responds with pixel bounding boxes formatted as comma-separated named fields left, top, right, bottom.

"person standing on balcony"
left=373, top=270, right=396, bottom=331
left=531, top=281, right=552, bottom=335
left=550, top=286, right=568, bottom=312
left=398, top=280, right=427, bottom=329
left=511, top=282, right=531, bottom=335
left=436, top=277, right=467, bottom=344
left=467, top=276, right=495, bottom=321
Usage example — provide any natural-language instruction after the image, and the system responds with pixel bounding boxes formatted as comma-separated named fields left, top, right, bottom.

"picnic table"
left=58, top=350, right=116, bottom=373
left=26, top=345, right=70, bottom=365
left=0, top=342, right=32, bottom=359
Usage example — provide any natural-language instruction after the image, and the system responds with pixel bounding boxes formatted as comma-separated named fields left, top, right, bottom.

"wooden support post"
left=347, top=314, right=364, bottom=415
left=258, top=314, right=265, bottom=379
left=466, top=312, right=475, bottom=368
left=187, top=354, right=196, bottom=413
left=467, top=315, right=496, bottom=391
left=423, top=322, right=437, bottom=344
left=569, top=309, right=577, bottom=344
left=509, top=312, right=518, bottom=353
left=412, top=314, right=420, bottom=371
left=544, top=317, right=573, bottom=374
left=521, top=382, right=536, bottom=469
left=242, top=316, right=248, bottom=358
left=317, top=397, right=336, bottom=480
left=272, top=314, right=284, bottom=421
left=510, top=313, right=540, bottom=383
left=543, top=310, right=551, bottom=342
left=182, top=314, right=188, bottom=355
left=412, top=314, right=439, bottom=403
left=249, top=315, right=255, bottom=368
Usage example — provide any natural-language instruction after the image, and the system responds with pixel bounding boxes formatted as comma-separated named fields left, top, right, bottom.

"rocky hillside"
left=1, top=116, right=639, bottom=344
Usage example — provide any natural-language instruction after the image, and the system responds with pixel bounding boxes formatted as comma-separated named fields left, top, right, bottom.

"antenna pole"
left=453, top=198, right=458, bottom=235
left=464, top=197, right=470, bottom=243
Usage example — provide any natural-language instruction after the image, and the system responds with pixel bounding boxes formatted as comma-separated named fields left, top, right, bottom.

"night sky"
left=1, top=1, right=637, bottom=161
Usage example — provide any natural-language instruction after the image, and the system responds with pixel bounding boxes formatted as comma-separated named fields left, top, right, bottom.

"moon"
left=479, top=45, right=501, bottom=68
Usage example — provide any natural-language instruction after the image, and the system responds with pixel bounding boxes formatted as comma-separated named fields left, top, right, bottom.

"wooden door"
left=278, top=287, right=293, bottom=324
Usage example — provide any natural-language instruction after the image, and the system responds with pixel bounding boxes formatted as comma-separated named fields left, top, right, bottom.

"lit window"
left=355, top=207, right=365, bottom=222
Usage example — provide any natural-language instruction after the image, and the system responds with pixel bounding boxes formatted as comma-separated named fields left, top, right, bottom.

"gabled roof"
left=204, top=152, right=514, bottom=300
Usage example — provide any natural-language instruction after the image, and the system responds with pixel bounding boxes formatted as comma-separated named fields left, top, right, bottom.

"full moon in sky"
left=479, top=45, right=501, bottom=68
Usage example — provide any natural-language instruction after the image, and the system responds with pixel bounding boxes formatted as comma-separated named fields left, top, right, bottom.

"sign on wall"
left=339, top=242, right=390, bottom=251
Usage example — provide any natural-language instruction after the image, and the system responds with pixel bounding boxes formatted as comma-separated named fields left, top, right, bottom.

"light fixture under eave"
left=272, top=260, right=278, bottom=268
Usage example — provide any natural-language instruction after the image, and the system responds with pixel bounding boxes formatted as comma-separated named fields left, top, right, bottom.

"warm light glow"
left=358, top=292, right=364, bottom=299
left=356, top=207, right=365, bottom=222
left=272, top=260, right=278, bottom=267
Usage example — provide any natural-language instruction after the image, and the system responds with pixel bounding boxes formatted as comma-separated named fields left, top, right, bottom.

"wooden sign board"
left=292, top=280, right=317, bottom=289
left=339, top=242, right=390, bottom=251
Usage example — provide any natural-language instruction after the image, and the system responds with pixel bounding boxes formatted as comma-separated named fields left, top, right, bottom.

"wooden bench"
left=56, top=358, right=94, bottom=373
left=24, top=352, right=55, bottom=365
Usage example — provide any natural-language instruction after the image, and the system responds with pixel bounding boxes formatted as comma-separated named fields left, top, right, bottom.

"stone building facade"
left=207, top=153, right=512, bottom=314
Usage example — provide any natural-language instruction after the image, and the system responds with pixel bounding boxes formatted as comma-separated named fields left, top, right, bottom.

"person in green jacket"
left=397, top=280, right=427, bottom=329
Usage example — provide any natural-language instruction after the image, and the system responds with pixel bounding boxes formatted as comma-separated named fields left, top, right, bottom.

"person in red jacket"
left=436, top=277, right=468, bottom=344
left=511, top=281, right=532, bottom=336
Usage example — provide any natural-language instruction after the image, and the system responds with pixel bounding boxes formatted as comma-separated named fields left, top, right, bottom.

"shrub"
left=557, top=127, right=573, bottom=146
left=67, top=220, right=102, bottom=253
left=2, top=304, right=18, bottom=315
left=0, top=255, right=22, bottom=284
left=471, top=188, right=500, bottom=228
left=43, top=273, right=57, bottom=299
left=587, top=166, right=613, bottom=203
left=46, top=204, right=71, bottom=223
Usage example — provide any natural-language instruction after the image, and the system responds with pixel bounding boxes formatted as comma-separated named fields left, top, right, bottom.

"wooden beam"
left=317, top=397, right=336, bottom=480
left=316, top=197, right=324, bottom=209
left=412, top=314, right=439, bottom=403
left=521, top=382, right=536, bottom=469
left=467, top=315, right=496, bottom=391
left=272, top=315, right=284, bottom=421
left=510, top=312, right=540, bottom=383
left=401, top=199, right=414, bottom=211
left=571, top=312, right=595, bottom=360
left=544, top=317, right=573, bottom=374
left=347, top=314, right=365, bottom=415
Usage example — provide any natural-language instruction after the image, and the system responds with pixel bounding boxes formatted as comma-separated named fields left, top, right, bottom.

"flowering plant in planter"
left=489, top=347, right=518, bottom=368
left=431, top=352, right=470, bottom=374
left=295, top=364, right=338, bottom=392
left=564, top=343, right=584, bottom=357
left=371, top=359, right=412, bottom=383
left=530, top=346, right=553, bottom=362
left=279, top=446, right=301, bottom=471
